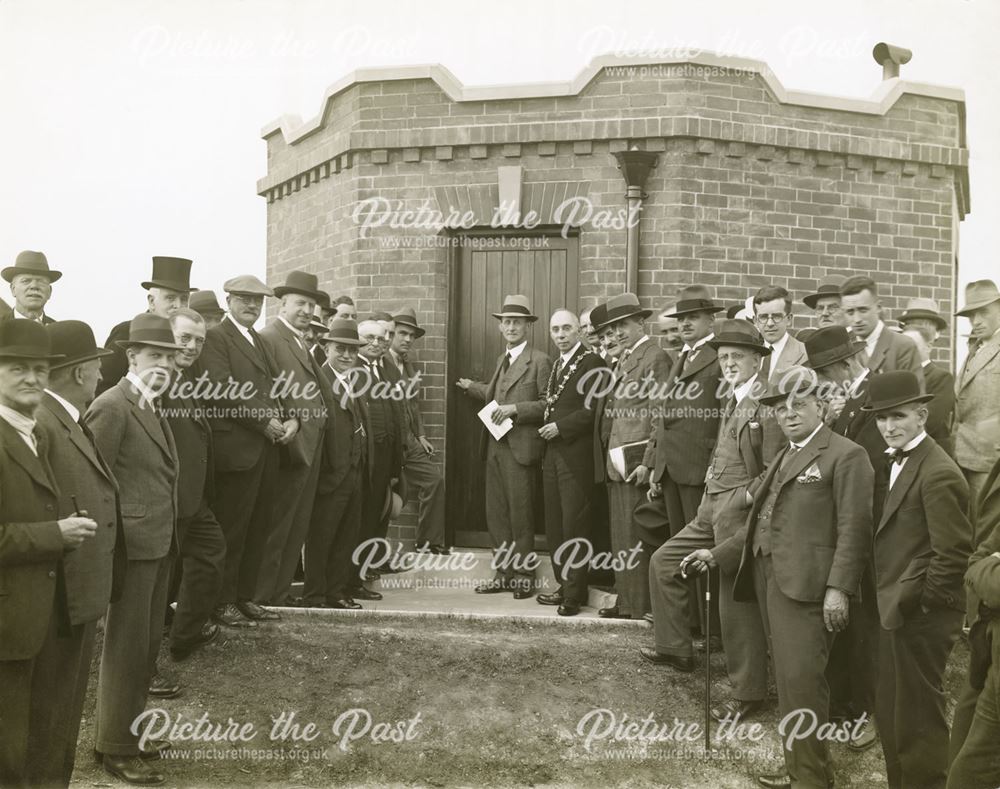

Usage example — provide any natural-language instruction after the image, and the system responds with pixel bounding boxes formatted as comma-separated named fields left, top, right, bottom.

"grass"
left=70, top=613, right=971, bottom=788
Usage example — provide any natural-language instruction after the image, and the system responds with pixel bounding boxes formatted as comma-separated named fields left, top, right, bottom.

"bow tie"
left=886, top=448, right=911, bottom=467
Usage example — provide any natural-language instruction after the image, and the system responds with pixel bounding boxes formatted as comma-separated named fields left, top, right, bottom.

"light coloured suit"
left=760, top=332, right=808, bottom=382
left=955, top=329, right=1000, bottom=531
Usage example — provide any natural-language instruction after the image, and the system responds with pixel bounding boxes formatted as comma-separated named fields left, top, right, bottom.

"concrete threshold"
left=270, top=604, right=647, bottom=628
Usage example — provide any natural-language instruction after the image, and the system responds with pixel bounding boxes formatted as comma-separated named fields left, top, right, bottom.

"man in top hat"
left=642, top=320, right=771, bottom=724
left=899, top=297, right=947, bottom=345
left=589, top=292, right=671, bottom=619
left=902, top=328, right=955, bottom=456
left=840, top=276, right=922, bottom=381
left=189, top=289, right=225, bottom=330
left=2, top=250, right=61, bottom=325
left=384, top=306, right=448, bottom=554
left=199, top=275, right=285, bottom=628
left=0, top=320, right=100, bottom=787
left=862, top=371, right=971, bottom=789
left=86, top=313, right=181, bottom=785
left=98, top=256, right=195, bottom=395
left=954, top=279, right=1000, bottom=530
left=457, top=295, right=551, bottom=597
left=255, top=270, right=333, bottom=606
left=733, top=366, right=874, bottom=789
left=302, top=318, right=371, bottom=608
left=30, top=321, right=122, bottom=787
left=803, top=275, right=847, bottom=329
left=752, top=285, right=807, bottom=382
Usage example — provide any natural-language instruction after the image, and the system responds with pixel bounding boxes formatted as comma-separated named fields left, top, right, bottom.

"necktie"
left=554, top=357, right=564, bottom=377
left=501, top=351, right=512, bottom=373
left=677, top=349, right=690, bottom=373
left=759, top=352, right=773, bottom=380
left=722, top=395, right=737, bottom=424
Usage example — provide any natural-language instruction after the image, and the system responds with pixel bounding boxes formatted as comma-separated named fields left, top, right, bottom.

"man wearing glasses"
left=802, top=275, right=848, bottom=330
left=752, top=285, right=807, bottom=384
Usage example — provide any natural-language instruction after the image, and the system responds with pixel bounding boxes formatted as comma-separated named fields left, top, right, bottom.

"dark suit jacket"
left=85, top=378, right=178, bottom=560
left=733, top=425, right=875, bottom=604
left=318, top=364, right=371, bottom=492
left=199, top=317, right=285, bottom=473
left=923, top=360, right=955, bottom=456
left=163, top=376, right=214, bottom=520
left=874, top=436, right=971, bottom=629
left=0, top=420, right=64, bottom=660
left=384, top=351, right=426, bottom=444
left=466, top=346, right=551, bottom=467
left=866, top=326, right=922, bottom=379
left=0, top=298, right=11, bottom=321
left=831, top=376, right=886, bottom=473
left=97, top=318, right=132, bottom=396
left=36, top=393, right=125, bottom=626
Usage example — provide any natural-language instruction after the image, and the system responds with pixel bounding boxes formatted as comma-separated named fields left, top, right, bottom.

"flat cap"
left=223, top=275, right=273, bottom=297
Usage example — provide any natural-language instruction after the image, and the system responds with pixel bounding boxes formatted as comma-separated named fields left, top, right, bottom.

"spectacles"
left=361, top=335, right=389, bottom=344
left=177, top=334, right=205, bottom=347
left=816, top=304, right=841, bottom=315
left=755, top=313, right=787, bottom=325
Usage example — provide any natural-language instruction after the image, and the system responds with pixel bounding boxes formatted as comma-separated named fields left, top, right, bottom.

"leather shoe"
left=237, top=601, right=281, bottom=621
left=352, top=587, right=383, bottom=601
left=710, top=698, right=764, bottom=723
left=364, top=571, right=381, bottom=581
left=102, top=754, right=165, bottom=785
left=428, top=543, right=451, bottom=555
left=638, top=647, right=695, bottom=672
left=643, top=612, right=654, bottom=624
left=756, top=775, right=791, bottom=789
left=170, top=622, right=219, bottom=661
left=598, top=605, right=631, bottom=620
left=511, top=582, right=535, bottom=600
left=139, top=739, right=172, bottom=760
left=693, top=634, right=723, bottom=653
left=847, top=717, right=878, bottom=751
left=148, top=674, right=181, bottom=699
left=558, top=603, right=580, bottom=616
left=537, top=590, right=565, bottom=606
left=213, top=603, right=257, bottom=629
left=329, top=598, right=362, bottom=610
left=474, top=579, right=508, bottom=594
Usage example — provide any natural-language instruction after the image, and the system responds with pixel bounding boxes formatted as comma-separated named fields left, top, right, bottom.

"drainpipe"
left=613, top=149, right=658, bottom=295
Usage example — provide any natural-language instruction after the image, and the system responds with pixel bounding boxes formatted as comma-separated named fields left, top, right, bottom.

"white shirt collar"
left=506, top=340, right=527, bottom=362
left=14, top=307, right=44, bottom=323
left=0, top=403, right=38, bottom=454
left=846, top=367, right=870, bottom=398
left=225, top=313, right=255, bottom=345
left=864, top=320, right=885, bottom=356
left=681, top=332, right=713, bottom=355
left=44, top=389, right=80, bottom=423
left=884, top=430, right=928, bottom=457
left=560, top=342, right=582, bottom=366
left=277, top=315, right=304, bottom=339
left=921, top=358, right=931, bottom=368
left=326, top=361, right=352, bottom=388
left=125, top=371, right=162, bottom=408
left=734, top=373, right=759, bottom=404
left=767, top=332, right=790, bottom=359
left=790, top=422, right=824, bottom=451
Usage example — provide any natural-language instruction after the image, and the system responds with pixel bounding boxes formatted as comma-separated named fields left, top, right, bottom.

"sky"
left=1, top=0, right=996, bottom=345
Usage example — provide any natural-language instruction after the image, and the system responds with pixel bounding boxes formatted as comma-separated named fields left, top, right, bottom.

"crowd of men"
left=1, top=246, right=999, bottom=789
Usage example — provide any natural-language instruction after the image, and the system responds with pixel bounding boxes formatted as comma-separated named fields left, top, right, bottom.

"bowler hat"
left=596, top=292, right=652, bottom=329
left=272, top=270, right=326, bottom=305
left=0, top=319, right=64, bottom=361
left=319, top=318, right=365, bottom=346
left=632, top=496, right=671, bottom=548
left=491, top=294, right=537, bottom=322
left=114, top=313, right=184, bottom=350
left=899, top=297, right=946, bottom=331
left=802, top=275, right=845, bottom=309
left=141, top=256, right=195, bottom=292
left=223, top=275, right=273, bottom=297
left=955, top=280, right=1000, bottom=317
left=708, top=319, right=771, bottom=355
left=758, top=365, right=822, bottom=406
left=2, top=250, right=63, bottom=284
left=189, top=290, right=223, bottom=316
left=47, top=321, right=113, bottom=370
left=804, top=326, right=864, bottom=370
left=861, top=370, right=934, bottom=412
left=392, top=306, right=426, bottom=338
left=662, top=285, right=724, bottom=318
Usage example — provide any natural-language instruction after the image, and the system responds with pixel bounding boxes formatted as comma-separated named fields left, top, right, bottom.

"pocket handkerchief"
left=796, top=463, right=822, bottom=484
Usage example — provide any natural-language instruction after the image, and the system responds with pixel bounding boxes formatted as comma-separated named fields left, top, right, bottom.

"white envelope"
left=478, top=400, right=514, bottom=441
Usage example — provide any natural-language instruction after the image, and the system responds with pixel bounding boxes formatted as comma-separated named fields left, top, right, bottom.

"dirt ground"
left=69, top=613, right=971, bottom=788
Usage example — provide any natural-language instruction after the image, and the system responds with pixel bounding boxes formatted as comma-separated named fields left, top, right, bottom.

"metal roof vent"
left=873, top=43, right=912, bottom=80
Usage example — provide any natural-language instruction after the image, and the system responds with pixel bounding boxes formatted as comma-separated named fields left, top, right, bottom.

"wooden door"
left=446, top=233, right=580, bottom=548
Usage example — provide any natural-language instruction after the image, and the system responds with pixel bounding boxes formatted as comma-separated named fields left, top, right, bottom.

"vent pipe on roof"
left=873, top=43, right=912, bottom=80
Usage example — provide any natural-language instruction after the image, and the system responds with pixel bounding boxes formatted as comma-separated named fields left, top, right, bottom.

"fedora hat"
left=802, top=275, right=845, bottom=309
left=392, top=305, right=425, bottom=338
left=319, top=318, right=365, bottom=346
left=141, top=256, right=195, bottom=292
left=491, top=294, right=537, bottom=322
left=2, top=250, right=63, bottom=284
left=955, top=280, right=1000, bottom=317
left=589, top=303, right=609, bottom=332
left=381, top=476, right=408, bottom=521
left=708, top=319, right=771, bottom=355
left=308, top=309, right=328, bottom=335
left=596, top=292, right=652, bottom=329
left=272, top=270, right=326, bottom=305
left=861, top=370, right=934, bottom=412
left=0, top=319, right=64, bottom=361
left=189, top=290, right=223, bottom=316
left=632, top=496, right=670, bottom=547
left=899, top=297, right=946, bottom=331
left=804, top=326, right=864, bottom=370
left=47, top=320, right=113, bottom=369
left=114, top=313, right=184, bottom=350
left=662, top=285, right=724, bottom=318
left=758, top=365, right=823, bottom=406
left=223, top=274, right=273, bottom=297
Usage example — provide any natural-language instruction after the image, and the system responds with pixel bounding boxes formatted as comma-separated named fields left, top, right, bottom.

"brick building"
left=257, top=51, right=969, bottom=547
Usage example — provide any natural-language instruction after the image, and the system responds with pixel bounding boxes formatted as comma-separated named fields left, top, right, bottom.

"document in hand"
left=478, top=400, right=514, bottom=441
left=609, top=440, right=649, bottom=479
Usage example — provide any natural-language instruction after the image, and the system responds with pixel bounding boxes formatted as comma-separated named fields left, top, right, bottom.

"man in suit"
left=330, top=295, right=357, bottom=322
left=385, top=306, right=448, bottom=554
left=199, top=275, right=284, bottom=628
left=1, top=250, right=60, bottom=324
left=189, top=289, right=225, bottom=330
left=642, top=321, right=771, bottom=725
left=255, top=271, right=332, bottom=606
left=902, top=328, right=955, bottom=455
left=32, top=321, right=122, bottom=787
left=840, top=275, right=922, bottom=381
left=302, top=318, right=371, bottom=609
left=656, top=306, right=683, bottom=353
left=733, top=365, right=875, bottom=789
left=753, top=285, right=808, bottom=381
left=162, top=308, right=226, bottom=660
left=802, top=275, right=846, bottom=329
left=899, top=297, right=947, bottom=345
left=533, top=309, right=607, bottom=615
left=954, top=279, right=1000, bottom=530
left=87, top=313, right=181, bottom=785
left=457, top=294, right=551, bottom=597
left=98, top=256, right=195, bottom=395
left=0, top=320, right=100, bottom=787
left=862, top=371, right=971, bottom=789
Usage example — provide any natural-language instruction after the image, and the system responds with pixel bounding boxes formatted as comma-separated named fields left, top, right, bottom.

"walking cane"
left=703, top=567, right=712, bottom=754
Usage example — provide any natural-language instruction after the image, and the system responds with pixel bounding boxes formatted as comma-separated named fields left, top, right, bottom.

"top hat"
left=860, top=370, right=934, bottom=412
left=596, top=292, right=652, bottom=329
left=708, top=319, right=771, bottom=355
left=319, top=318, right=365, bottom=346
left=0, top=319, right=64, bottom=360
left=392, top=305, right=426, bottom=338
left=662, top=285, right=724, bottom=318
left=955, top=280, right=1000, bottom=317
left=141, top=256, right=195, bottom=292
left=47, top=320, right=114, bottom=370
left=2, top=250, right=63, bottom=284
left=804, top=326, right=865, bottom=370
left=114, top=313, right=184, bottom=350
left=223, top=275, right=273, bottom=297
left=759, top=365, right=823, bottom=406
left=189, top=290, right=223, bottom=316
left=491, top=294, right=537, bottom=322
left=802, top=275, right=845, bottom=309
left=272, top=270, right=327, bottom=305
left=899, top=297, right=946, bottom=331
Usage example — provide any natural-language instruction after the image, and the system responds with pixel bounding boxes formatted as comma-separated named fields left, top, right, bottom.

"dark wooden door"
left=446, top=234, right=580, bottom=548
